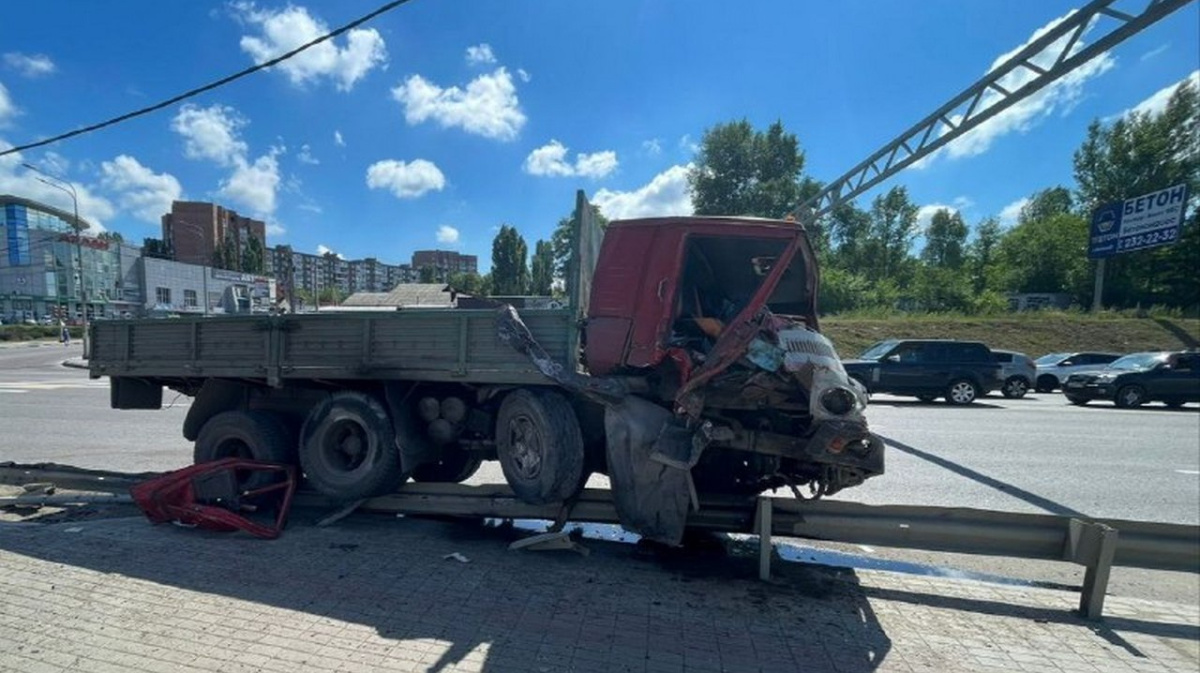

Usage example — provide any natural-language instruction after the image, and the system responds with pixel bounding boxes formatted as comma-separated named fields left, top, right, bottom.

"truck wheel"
left=194, top=411, right=294, bottom=490
left=1114, top=385, right=1146, bottom=409
left=946, top=379, right=978, bottom=405
left=1001, top=376, right=1030, bottom=399
left=496, top=389, right=585, bottom=505
left=1035, top=375, right=1058, bottom=393
left=411, top=449, right=483, bottom=483
left=299, top=392, right=402, bottom=500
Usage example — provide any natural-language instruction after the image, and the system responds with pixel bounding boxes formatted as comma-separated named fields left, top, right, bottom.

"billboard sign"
left=1088, top=183, right=1189, bottom=258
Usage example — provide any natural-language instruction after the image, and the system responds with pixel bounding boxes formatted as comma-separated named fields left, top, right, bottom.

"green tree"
left=142, top=237, right=173, bottom=260
left=551, top=206, right=609, bottom=286
left=491, top=225, right=529, bottom=295
left=1018, top=187, right=1074, bottom=226
left=1073, top=80, right=1200, bottom=309
left=993, top=212, right=1091, bottom=300
left=447, top=271, right=486, bottom=296
left=826, top=201, right=873, bottom=269
left=242, top=235, right=264, bottom=274
left=865, top=186, right=918, bottom=283
left=921, top=208, right=969, bottom=269
left=688, top=119, right=807, bottom=218
left=418, top=265, right=437, bottom=283
left=530, top=239, right=554, bottom=296
left=967, top=216, right=1002, bottom=296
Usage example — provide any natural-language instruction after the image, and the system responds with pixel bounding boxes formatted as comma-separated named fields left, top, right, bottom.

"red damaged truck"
left=89, top=192, right=884, bottom=543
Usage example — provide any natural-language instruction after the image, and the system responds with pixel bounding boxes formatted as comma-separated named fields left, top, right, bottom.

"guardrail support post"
left=1064, top=519, right=1119, bottom=620
left=756, top=496, right=773, bottom=581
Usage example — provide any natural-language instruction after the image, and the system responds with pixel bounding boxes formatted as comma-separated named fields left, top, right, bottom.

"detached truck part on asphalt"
left=88, top=192, right=884, bottom=544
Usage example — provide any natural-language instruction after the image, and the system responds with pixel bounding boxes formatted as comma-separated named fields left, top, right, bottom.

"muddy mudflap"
left=603, top=397, right=695, bottom=546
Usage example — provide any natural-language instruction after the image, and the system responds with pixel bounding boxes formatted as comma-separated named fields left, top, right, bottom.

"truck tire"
left=299, top=391, right=402, bottom=500
left=496, top=389, right=585, bottom=505
left=193, top=410, right=294, bottom=490
left=945, top=379, right=978, bottom=405
left=411, top=449, right=483, bottom=483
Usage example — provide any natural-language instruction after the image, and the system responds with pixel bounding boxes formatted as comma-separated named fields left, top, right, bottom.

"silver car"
left=992, top=349, right=1036, bottom=398
left=1034, top=351, right=1121, bottom=392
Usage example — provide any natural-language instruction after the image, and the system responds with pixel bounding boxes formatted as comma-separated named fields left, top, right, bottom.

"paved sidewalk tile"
left=0, top=516, right=1195, bottom=673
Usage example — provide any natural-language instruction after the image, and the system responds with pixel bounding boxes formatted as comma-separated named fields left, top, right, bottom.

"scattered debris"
left=442, top=552, right=470, bottom=563
left=509, top=531, right=590, bottom=556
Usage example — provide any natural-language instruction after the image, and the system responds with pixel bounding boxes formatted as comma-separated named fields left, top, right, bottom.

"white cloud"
left=365, top=159, right=446, bottom=199
left=920, top=10, right=1115, bottom=168
left=0, top=82, right=16, bottom=125
left=436, top=225, right=460, bottom=244
left=100, top=155, right=184, bottom=223
left=391, top=68, right=526, bottom=141
left=917, top=196, right=973, bottom=230
left=998, top=197, right=1029, bottom=228
left=642, top=139, right=662, bottom=156
left=316, top=244, right=343, bottom=258
left=333, top=130, right=345, bottom=147
left=592, top=164, right=693, bottom=220
left=523, top=140, right=618, bottom=179
left=0, top=139, right=116, bottom=231
left=266, top=222, right=286, bottom=236
left=235, top=3, right=387, bottom=91
left=297, top=144, right=319, bottom=165
left=465, top=44, right=496, bottom=66
left=516, top=68, right=531, bottom=83
left=1141, top=43, right=1170, bottom=61
left=3, top=53, right=56, bottom=78
left=220, top=151, right=282, bottom=218
left=679, top=134, right=699, bottom=155
left=1118, top=70, right=1200, bottom=119
left=171, top=104, right=248, bottom=166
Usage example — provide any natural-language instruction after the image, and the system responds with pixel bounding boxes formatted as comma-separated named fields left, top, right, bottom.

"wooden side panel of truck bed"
left=89, top=309, right=574, bottom=385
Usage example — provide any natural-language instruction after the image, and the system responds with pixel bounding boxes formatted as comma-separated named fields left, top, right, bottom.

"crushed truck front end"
left=581, top=215, right=884, bottom=543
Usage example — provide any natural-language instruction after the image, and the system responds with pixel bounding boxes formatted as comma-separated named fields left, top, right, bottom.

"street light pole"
left=23, top=163, right=88, bottom=358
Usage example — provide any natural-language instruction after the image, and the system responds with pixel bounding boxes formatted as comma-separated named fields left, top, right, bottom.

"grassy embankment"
left=822, top=311, right=1200, bottom=359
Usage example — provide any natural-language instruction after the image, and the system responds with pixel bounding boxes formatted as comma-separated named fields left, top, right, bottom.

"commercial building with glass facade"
left=1, top=194, right=141, bottom=322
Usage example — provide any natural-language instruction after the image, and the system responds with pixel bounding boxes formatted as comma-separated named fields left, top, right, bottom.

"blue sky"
left=1, top=0, right=1196, bottom=271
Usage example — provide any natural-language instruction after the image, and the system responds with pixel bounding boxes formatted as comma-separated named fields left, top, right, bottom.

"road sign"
left=1088, top=183, right=1189, bottom=259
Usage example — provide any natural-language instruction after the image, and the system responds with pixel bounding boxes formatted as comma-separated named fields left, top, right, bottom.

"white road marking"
left=1176, top=470, right=1200, bottom=475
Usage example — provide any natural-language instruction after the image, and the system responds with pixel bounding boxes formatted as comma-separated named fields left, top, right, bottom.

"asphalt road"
left=2, top=340, right=1197, bottom=601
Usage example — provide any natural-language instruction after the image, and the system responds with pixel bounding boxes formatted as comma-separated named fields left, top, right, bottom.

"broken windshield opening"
left=673, top=234, right=809, bottom=342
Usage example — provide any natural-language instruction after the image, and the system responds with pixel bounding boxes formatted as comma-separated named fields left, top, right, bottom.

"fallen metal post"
left=1064, top=519, right=1119, bottom=619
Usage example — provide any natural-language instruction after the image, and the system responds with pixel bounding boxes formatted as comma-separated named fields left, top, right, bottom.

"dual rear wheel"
left=193, top=388, right=585, bottom=505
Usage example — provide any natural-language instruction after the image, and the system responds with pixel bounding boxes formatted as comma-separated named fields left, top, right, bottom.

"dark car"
left=842, top=339, right=1003, bottom=405
left=1061, top=351, right=1200, bottom=408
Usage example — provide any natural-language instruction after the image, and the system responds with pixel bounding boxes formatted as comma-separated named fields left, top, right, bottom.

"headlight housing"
left=820, top=386, right=858, bottom=416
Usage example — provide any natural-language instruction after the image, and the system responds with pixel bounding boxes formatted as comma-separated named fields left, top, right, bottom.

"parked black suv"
left=842, top=339, right=1003, bottom=405
left=1062, top=351, right=1200, bottom=408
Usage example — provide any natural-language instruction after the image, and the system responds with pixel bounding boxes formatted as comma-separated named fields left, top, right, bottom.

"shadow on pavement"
left=0, top=514, right=894, bottom=672
left=861, top=584, right=1199, bottom=657
left=879, top=435, right=1088, bottom=518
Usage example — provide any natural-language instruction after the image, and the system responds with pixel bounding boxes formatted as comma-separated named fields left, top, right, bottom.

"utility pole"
left=24, top=163, right=88, bottom=358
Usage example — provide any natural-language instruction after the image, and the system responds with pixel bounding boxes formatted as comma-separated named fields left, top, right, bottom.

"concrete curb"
left=61, top=358, right=89, bottom=370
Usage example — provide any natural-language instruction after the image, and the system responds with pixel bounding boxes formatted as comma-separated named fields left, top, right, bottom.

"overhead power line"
left=0, top=0, right=413, bottom=159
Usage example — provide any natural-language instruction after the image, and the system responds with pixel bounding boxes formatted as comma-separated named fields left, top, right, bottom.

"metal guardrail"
left=2, top=463, right=1196, bottom=619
